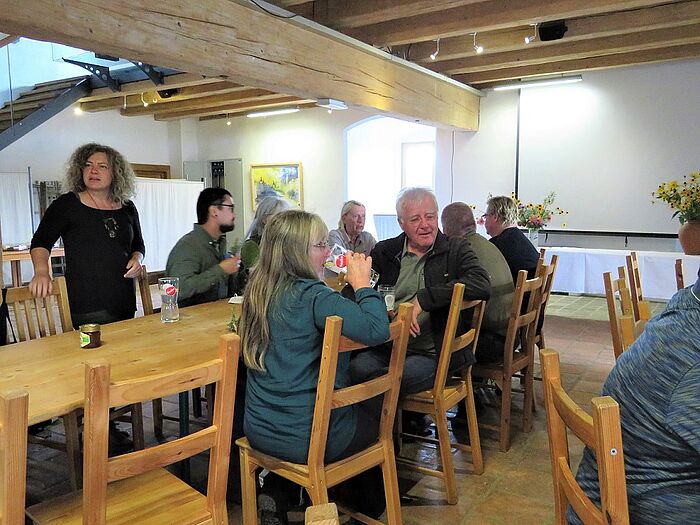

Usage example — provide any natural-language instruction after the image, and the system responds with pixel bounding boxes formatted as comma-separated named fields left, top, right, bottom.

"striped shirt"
left=569, top=275, right=700, bottom=524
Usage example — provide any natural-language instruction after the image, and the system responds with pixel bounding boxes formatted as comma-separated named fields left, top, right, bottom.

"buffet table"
left=544, top=247, right=699, bottom=301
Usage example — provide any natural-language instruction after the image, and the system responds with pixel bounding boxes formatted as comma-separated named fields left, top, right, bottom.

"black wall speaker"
left=538, top=20, right=568, bottom=41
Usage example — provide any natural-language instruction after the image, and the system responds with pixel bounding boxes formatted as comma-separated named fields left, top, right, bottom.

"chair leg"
left=499, top=375, right=513, bottom=453
left=307, top=471, right=330, bottom=505
left=464, top=374, right=483, bottom=474
left=130, top=403, right=145, bottom=450
left=522, top=365, right=535, bottom=434
left=239, top=449, right=258, bottom=525
left=152, top=398, right=164, bottom=439
left=381, top=442, right=403, bottom=525
left=434, top=408, right=457, bottom=504
left=62, top=410, right=81, bottom=490
left=192, top=387, right=203, bottom=418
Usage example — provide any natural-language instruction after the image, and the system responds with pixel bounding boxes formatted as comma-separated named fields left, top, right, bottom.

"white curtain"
left=132, top=178, right=203, bottom=272
left=1, top=172, right=33, bottom=285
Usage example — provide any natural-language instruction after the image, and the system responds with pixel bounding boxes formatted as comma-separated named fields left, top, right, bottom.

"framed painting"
left=250, top=162, right=303, bottom=210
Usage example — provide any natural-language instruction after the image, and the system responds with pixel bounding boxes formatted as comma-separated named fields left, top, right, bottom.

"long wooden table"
left=0, top=299, right=233, bottom=425
left=2, top=247, right=65, bottom=287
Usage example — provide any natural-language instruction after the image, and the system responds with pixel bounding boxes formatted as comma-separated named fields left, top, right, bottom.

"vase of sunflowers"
left=512, top=192, right=568, bottom=247
left=653, top=172, right=700, bottom=255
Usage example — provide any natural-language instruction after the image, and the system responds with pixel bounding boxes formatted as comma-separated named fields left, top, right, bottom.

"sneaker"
left=258, top=491, right=289, bottom=525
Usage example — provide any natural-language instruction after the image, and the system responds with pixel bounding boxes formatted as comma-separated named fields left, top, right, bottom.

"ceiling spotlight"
left=73, top=106, right=83, bottom=115
left=430, top=37, right=440, bottom=61
left=140, top=92, right=148, bottom=108
left=226, top=114, right=231, bottom=126
left=524, top=24, right=538, bottom=44
left=122, top=96, right=127, bottom=110
left=473, top=33, right=484, bottom=54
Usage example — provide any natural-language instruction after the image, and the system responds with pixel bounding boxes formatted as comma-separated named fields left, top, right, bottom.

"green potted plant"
left=653, top=172, right=700, bottom=255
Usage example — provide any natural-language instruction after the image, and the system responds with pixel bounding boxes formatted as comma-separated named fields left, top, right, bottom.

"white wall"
left=196, top=107, right=374, bottom=234
left=0, top=105, right=172, bottom=180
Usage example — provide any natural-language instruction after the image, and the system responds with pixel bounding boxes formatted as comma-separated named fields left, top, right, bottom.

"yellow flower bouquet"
left=653, top=172, right=700, bottom=224
left=512, top=192, right=568, bottom=231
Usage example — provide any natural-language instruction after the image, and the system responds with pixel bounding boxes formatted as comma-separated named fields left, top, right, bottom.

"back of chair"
left=82, top=333, right=240, bottom=525
left=535, top=255, right=559, bottom=344
left=503, top=270, right=544, bottom=369
left=135, top=266, right=155, bottom=316
left=675, top=259, right=685, bottom=291
left=540, top=349, right=629, bottom=525
left=0, top=390, right=28, bottom=525
left=3, top=276, right=73, bottom=341
left=603, top=271, right=638, bottom=360
left=625, top=252, right=651, bottom=322
left=307, top=303, right=412, bottom=471
left=431, top=283, right=484, bottom=395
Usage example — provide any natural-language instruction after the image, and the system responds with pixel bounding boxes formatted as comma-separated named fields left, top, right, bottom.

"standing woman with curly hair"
left=29, top=143, right=145, bottom=328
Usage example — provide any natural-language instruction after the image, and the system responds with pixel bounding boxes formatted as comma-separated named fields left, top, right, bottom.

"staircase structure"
left=0, top=76, right=91, bottom=151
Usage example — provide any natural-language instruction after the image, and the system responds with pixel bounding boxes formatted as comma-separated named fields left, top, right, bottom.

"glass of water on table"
left=377, top=285, right=396, bottom=311
left=158, top=277, right=180, bottom=323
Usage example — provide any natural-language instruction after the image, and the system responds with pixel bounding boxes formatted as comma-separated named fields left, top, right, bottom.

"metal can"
left=79, top=323, right=101, bottom=349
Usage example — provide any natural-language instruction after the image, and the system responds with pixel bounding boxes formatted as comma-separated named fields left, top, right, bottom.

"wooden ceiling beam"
left=433, top=24, right=700, bottom=75
left=198, top=102, right=319, bottom=121
left=80, top=81, right=250, bottom=111
left=81, top=73, right=226, bottom=102
left=154, top=96, right=315, bottom=121
left=0, top=34, right=17, bottom=48
left=402, top=1, right=700, bottom=64
left=0, top=0, right=480, bottom=130
left=455, top=42, right=700, bottom=85
left=344, top=0, right=685, bottom=46
left=122, top=88, right=280, bottom=116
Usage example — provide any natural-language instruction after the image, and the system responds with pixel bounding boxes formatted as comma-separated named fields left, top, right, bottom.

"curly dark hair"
left=63, top=143, right=136, bottom=203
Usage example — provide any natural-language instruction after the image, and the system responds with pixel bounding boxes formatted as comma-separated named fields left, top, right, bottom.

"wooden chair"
left=26, top=333, right=240, bottom=525
left=472, top=269, right=546, bottom=452
left=3, top=276, right=72, bottom=341
left=1, top=390, right=29, bottom=525
left=2, top=277, right=82, bottom=489
left=603, top=270, right=640, bottom=360
left=305, top=503, right=340, bottom=525
left=675, top=258, right=685, bottom=290
left=397, top=284, right=485, bottom=504
left=540, top=349, right=629, bottom=525
left=237, top=303, right=413, bottom=525
left=138, top=266, right=215, bottom=439
left=625, top=252, right=651, bottom=323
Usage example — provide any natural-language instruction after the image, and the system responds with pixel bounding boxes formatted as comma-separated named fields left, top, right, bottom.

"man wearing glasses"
left=166, top=187, right=242, bottom=307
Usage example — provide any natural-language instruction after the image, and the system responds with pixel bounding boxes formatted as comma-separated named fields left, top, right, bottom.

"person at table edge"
left=327, top=199, right=377, bottom=256
left=349, top=187, right=491, bottom=396
left=166, top=187, right=242, bottom=307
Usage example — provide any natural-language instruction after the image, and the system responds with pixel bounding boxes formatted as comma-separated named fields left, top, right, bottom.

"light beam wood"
left=434, top=24, right=700, bottom=74
left=155, top=97, right=316, bottom=121
left=456, top=42, right=700, bottom=85
left=343, top=0, right=688, bottom=46
left=0, top=0, right=481, bottom=130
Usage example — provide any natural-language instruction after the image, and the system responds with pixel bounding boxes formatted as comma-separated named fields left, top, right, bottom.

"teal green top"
left=240, top=237, right=261, bottom=269
left=244, top=279, right=390, bottom=463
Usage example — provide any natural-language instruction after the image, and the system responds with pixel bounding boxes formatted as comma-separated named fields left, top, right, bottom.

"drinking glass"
left=158, top=277, right=180, bottom=323
left=377, top=284, right=395, bottom=311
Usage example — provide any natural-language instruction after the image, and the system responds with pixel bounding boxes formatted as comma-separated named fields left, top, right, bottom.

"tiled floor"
left=23, top=295, right=653, bottom=524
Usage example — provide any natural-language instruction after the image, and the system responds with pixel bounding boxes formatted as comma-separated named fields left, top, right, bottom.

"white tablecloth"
left=544, top=247, right=700, bottom=301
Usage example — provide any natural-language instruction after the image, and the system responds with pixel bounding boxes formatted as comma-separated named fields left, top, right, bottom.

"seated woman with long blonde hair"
left=240, top=209, right=390, bottom=524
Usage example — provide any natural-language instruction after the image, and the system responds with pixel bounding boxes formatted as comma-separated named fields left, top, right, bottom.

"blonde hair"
left=63, top=143, right=136, bottom=204
left=240, top=209, right=328, bottom=371
left=486, top=195, right=518, bottom=225
left=338, top=200, right=365, bottom=229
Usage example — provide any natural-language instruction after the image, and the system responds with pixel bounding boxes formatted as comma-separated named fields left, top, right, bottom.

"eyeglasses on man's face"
left=217, top=203, right=235, bottom=211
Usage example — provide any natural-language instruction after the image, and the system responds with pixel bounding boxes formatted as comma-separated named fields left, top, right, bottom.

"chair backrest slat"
left=0, top=390, right=28, bottom=525
left=136, top=266, right=155, bottom=316
left=3, top=277, right=73, bottom=343
left=625, top=252, right=651, bottom=322
left=432, top=285, right=485, bottom=394
left=307, top=303, right=412, bottom=470
left=675, top=258, right=685, bottom=291
left=604, top=271, right=641, bottom=360
left=540, top=349, right=629, bottom=525
left=82, top=333, right=240, bottom=525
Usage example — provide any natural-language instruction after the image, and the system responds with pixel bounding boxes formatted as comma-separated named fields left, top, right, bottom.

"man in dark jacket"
left=349, top=187, right=491, bottom=395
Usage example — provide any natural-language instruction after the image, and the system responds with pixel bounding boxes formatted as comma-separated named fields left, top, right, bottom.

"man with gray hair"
left=442, top=202, right=514, bottom=363
left=350, top=187, right=491, bottom=397
left=484, top=195, right=539, bottom=282
left=328, top=200, right=376, bottom=256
